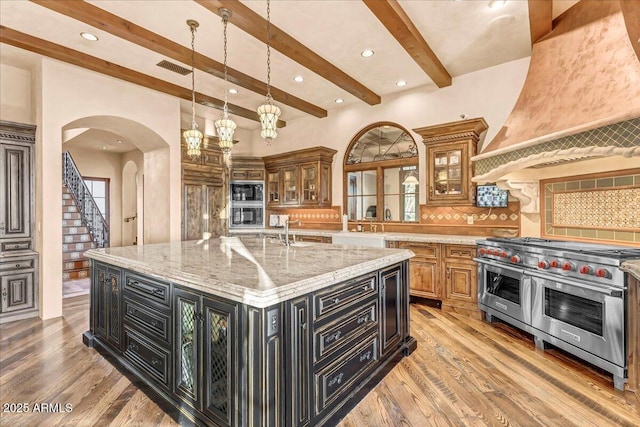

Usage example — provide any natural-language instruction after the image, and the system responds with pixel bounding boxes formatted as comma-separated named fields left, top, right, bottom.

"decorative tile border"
left=542, top=169, right=640, bottom=244
left=476, top=118, right=640, bottom=175
left=419, top=203, right=520, bottom=226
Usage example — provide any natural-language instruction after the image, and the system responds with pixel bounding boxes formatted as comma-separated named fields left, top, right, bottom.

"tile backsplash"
left=541, top=169, right=640, bottom=244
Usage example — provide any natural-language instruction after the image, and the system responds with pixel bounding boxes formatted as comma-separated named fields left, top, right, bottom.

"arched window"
left=343, top=122, right=419, bottom=222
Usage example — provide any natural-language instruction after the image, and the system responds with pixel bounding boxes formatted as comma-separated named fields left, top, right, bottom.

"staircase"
left=62, top=185, right=95, bottom=281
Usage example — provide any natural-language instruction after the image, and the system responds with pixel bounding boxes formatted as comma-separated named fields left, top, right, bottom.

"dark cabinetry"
left=0, top=121, right=39, bottom=324
left=175, top=287, right=240, bottom=427
left=263, top=147, right=336, bottom=208
left=92, top=262, right=123, bottom=350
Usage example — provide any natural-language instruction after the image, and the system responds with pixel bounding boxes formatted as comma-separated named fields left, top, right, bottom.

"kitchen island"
left=83, top=236, right=415, bottom=427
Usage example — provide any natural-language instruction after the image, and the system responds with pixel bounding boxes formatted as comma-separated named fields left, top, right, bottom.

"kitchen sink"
left=331, top=232, right=386, bottom=248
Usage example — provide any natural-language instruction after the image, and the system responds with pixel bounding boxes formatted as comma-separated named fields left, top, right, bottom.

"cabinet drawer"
left=314, top=335, right=378, bottom=415
left=124, top=272, right=171, bottom=309
left=230, top=170, right=248, bottom=180
left=0, top=256, right=36, bottom=271
left=314, top=273, right=377, bottom=321
left=247, top=170, right=264, bottom=180
left=123, top=327, right=171, bottom=389
left=1, top=240, right=32, bottom=253
left=397, top=242, right=439, bottom=259
left=124, top=298, right=171, bottom=346
left=314, top=299, right=377, bottom=363
left=444, top=245, right=476, bottom=260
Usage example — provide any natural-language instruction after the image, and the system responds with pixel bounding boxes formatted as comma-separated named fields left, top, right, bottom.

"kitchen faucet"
left=284, top=218, right=301, bottom=246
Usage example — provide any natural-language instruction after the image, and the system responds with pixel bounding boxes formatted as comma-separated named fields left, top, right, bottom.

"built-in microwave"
left=229, top=181, right=264, bottom=228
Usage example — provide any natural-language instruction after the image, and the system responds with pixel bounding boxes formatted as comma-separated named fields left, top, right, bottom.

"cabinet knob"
left=2, top=290, right=6, bottom=300
left=15, top=264, right=21, bottom=268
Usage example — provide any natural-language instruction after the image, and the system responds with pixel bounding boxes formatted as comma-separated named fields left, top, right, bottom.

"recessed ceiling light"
left=101, top=146, right=107, bottom=150
left=80, top=32, right=99, bottom=41
left=117, top=140, right=123, bottom=144
left=488, top=0, right=507, bottom=9
left=361, top=49, right=374, bottom=58
left=396, top=80, right=407, bottom=87
left=293, top=76, right=304, bottom=82
left=228, top=88, right=238, bottom=94
left=335, top=98, right=344, bottom=104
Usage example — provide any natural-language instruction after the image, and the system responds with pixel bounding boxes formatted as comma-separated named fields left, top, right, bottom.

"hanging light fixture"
left=183, top=19, right=203, bottom=159
left=256, top=0, right=281, bottom=143
left=215, top=8, right=236, bottom=154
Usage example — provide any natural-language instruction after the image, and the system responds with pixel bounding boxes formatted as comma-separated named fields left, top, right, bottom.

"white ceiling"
left=63, top=128, right=138, bottom=153
left=0, top=0, right=578, bottom=137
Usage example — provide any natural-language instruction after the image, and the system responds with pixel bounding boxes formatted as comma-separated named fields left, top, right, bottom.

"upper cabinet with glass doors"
left=263, top=147, right=336, bottom=208
left=413, top=118, right=488, bottom=206
left=344, top=123, right=419, bottom=222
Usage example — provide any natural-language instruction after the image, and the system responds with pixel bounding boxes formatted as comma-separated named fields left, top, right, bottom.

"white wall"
left=0, top=63, right=32, bottom=124
left=247, top=57, right=531, bottom=209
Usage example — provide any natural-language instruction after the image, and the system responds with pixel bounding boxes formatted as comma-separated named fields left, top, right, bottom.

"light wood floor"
left=1, top=296, right=639, bottom=427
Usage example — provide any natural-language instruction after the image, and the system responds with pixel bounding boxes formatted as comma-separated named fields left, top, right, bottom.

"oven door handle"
left=473, top=258, right=525, bottom=274
left=529, top=270, right=625, bottom=297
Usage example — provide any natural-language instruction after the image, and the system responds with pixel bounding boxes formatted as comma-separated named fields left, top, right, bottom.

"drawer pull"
left=328, top=373, right=344, bottom=387
left=2, top=290, right=6, bottom=300
left=151, top=320, right=160, bottom=327
left=332, top=297, right=340, bottom=304
left=14, top=245, right=19, bottom=249
left=359, top=350, right=372, bottom=362
left=128, top=343, right=139, bottom=351
left=357, top=315, right=370, bottom=325
left=15, top=263, right=21, bottom=268
left=128, top=280, right=165, bottom=297
left=362, top=285, right=369, bottom=291
left=151, top=358, right=161, bottom=366
left=326, top=331, right=342, bottom=344
left=300, top=323, right=307, bottom=330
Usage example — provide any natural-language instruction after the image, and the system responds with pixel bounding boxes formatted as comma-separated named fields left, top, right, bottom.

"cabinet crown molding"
left=414, top=117, right=488, bottom=144
left=263, top=146, right=337, bottom=167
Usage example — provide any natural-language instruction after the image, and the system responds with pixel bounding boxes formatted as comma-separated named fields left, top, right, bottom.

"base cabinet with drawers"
left=388, top=241, right=479, bottom=317
left=84, top=260, right=414, bottom=427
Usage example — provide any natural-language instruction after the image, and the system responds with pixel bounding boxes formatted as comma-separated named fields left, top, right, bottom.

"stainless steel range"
left=475, top=237, right=640, bottom=390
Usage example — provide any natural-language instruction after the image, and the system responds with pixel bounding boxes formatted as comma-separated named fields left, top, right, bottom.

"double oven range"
left=475, top=237, right=640, bottom=390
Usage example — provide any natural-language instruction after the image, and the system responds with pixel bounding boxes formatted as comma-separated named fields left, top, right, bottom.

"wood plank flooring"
left=1, top=296, right=639, bottom=426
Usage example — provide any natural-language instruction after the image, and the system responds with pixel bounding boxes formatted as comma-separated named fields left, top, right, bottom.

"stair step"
left=63, top=234, right=92, bottom=243
left=63, top=251, right=89, bottom=261
left=62, top=219, right=83, bottom=227
left=62, top=199, right=75, bottom=206
left=63, top=226, right=89, bottom=235
left=64, top=260, right=91, bottom=270
left=63, top=270, right=90, bottom=281
left=63, top=212, right=81, bottom=220
left=64, top=206, right=78, bottom=213
left=62, top=242, right=94, bottom=252
left=62, top=193, right=72, bottom=200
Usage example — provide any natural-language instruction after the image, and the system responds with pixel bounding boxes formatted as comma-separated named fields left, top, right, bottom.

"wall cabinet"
left=230, top=156, right=265, bottom=181
left=389, top=241, right=479, bottom=317
left=0, top=121, right=39, bottom=324
left=181, top=142, right=226, bottom=239
left=413, top=118, right=488, bottom=206
left=263, top=147, right=336, bottom=208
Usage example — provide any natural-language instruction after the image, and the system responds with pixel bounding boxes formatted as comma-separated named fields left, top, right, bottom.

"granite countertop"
left=85, top=237, right=413, bottom=308
left=229, top=228, right=481, bottom=245
left=621, top=260, right=640, bottom=281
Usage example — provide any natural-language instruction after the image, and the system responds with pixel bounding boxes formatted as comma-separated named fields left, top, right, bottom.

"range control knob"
left=550, top=260, right=559, bottom=268
left=491, top=249, right=499, bottom=256
left=562, top=262, right=574, bottom=271
left=595, top=268, right=610, bottom=278
left=510, top=255, right=521, bottom=264
left=579, top=265, right=593, bottom=275
left=501, top=251, right=508, bottom=258
left=538, top=261, right=550, bottom=269
left=479, top=248, right=487, bottom=255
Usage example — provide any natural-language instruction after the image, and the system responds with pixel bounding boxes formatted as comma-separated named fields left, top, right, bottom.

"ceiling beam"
left=30, top=0, right=324, bottom=118
left=0, top=26, right=285, bottom=127
left=195, top=0, right=381, bottom=105
left=362, top=0, right=451, bottom=88
left=527, top=0, right=553, bottom=45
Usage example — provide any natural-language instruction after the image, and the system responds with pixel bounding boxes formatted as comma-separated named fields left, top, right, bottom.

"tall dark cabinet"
left=0, top=120, right=39, bottom=324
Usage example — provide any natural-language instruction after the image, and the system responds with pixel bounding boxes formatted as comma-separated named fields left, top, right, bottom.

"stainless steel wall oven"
left=476, top=237, right=640, bottom=391
left=229, top=181, right=264, bottom=228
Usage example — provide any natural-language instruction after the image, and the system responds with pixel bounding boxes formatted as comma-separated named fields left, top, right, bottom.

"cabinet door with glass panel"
left=266, top=169, right=280, bottom=207
left=344, top=122, right=419, bottom=224
left=300, top=163, right=318, bottom=204
left=428, top=142, right=468, bottom=203
left=282, top=166, right=299, bottom=205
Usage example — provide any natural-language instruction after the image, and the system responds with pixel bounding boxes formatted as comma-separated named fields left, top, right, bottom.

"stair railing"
left=62, top=151, right=109, bottom=248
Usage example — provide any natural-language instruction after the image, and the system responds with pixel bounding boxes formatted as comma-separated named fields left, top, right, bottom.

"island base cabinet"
left=91, top=261, right=123, bottom=351
left=174, top=287, right=241, bottom=427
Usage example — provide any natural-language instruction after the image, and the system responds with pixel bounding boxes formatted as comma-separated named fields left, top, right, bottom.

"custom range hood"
left=472, top=0, right=640, bottom=211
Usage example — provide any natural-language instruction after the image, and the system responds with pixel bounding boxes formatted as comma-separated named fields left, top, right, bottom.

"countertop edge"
left=85, top=247, right=414, bottom=308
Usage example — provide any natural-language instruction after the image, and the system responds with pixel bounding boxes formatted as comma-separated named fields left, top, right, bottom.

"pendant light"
left=183, top=19, right=203, bottom=160
left=215, top=8, right=236, bottom=154
left=256, top=0, right=281, bottom=143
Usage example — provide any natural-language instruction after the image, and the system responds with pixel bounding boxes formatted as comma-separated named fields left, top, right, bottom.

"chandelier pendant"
left=215, top=8, right=236, bottom=154
left=184, top=19, right=203, bottom=160
left=257, top=0, right=281, bottom=144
